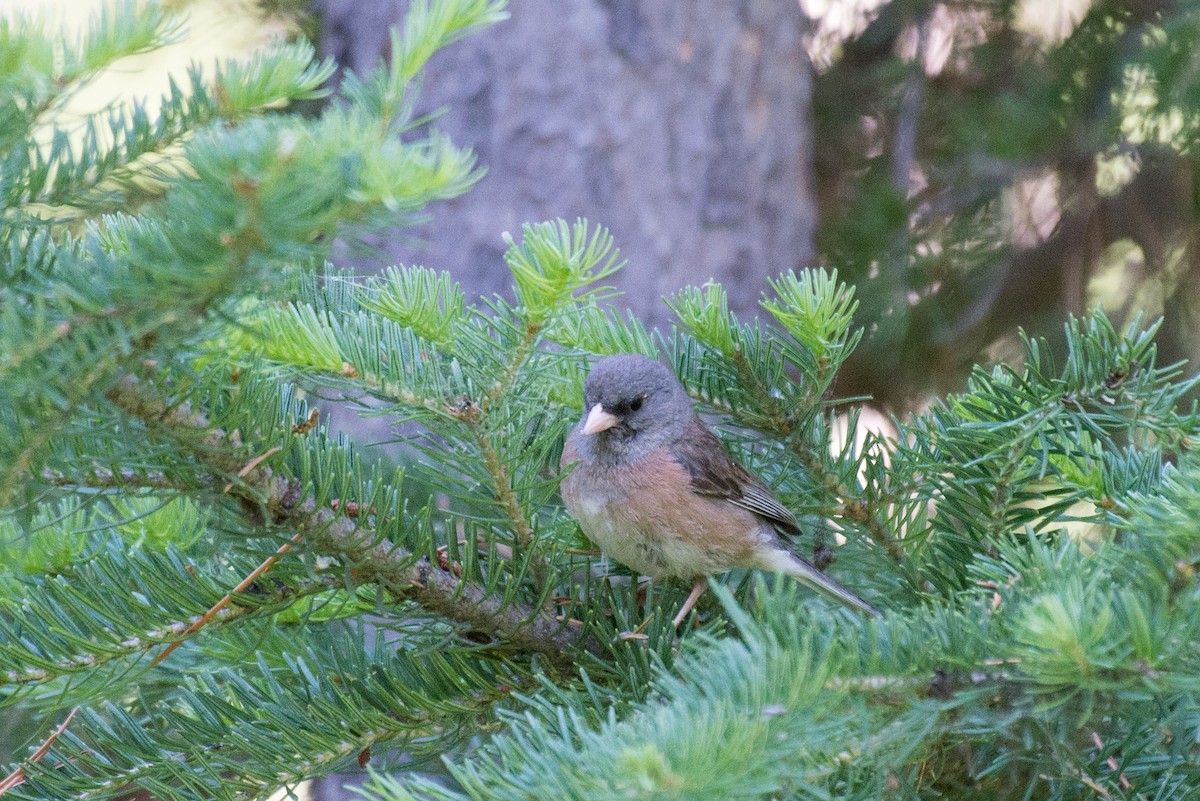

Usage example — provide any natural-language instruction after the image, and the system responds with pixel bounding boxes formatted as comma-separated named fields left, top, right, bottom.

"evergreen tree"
left=2, top=2, right=1199, bottom=800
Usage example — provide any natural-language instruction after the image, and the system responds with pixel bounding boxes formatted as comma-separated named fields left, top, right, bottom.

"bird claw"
left=613, top=611, right=655, bottom=643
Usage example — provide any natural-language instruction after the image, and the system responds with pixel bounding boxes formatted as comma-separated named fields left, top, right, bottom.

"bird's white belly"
left=571, top=493, right=729, bottom=578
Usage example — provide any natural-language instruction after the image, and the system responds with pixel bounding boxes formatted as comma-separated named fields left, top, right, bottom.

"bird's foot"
left=615, top=612, right=654, bottom=642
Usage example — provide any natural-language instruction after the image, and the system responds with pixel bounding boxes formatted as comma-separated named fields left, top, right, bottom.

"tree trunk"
left=316, top=0, right=817, bottom=324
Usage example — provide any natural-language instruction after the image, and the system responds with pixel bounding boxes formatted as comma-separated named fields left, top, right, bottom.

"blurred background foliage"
left=808, top=0, right=1200, bottom=408
left=2, top=0, right=311, bottom=223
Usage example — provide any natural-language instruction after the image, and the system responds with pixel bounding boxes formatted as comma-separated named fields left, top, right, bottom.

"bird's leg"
left=635, top=577, right=653, bottom=608
left=616, top=579, right=656, bottom=641
left=616, top=612, right=654, bottom=642
left=671, top=578, right=708, bottom=628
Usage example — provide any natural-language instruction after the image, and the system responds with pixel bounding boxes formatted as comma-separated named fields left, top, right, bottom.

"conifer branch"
left=106, top=376, right=589, bottom=667
left=453, top=384, right=540, bottom=568
left=794, top=445, right=908, bottom=564
left=698, top=351, right=908, bottom=566
left=8, top=637, right=527, bottom=799
left=468, top=415, right=537, bottom=553
left=475, top=326, right=548, bottom=569
left=0, top=548, right=343, bottom=689
left=40, top=467, right=179, bottom=490
left=290, top=487, right=586, bottom=664
left=7, top=3, right=1200, bottom=796
left=0, top=353, right=119, bottom=505
left=149, top=531, right=304, bottom=667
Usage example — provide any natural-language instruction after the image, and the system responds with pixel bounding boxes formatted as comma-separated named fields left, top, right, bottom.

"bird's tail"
left=758, top=547, right=880, bottom=616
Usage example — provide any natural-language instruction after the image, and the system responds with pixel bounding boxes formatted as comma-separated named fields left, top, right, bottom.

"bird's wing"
left=669, top=418, right=803, bottom=536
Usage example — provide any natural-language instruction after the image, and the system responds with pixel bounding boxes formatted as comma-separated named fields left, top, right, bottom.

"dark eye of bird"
left=629, top=396, right=643, bottom=412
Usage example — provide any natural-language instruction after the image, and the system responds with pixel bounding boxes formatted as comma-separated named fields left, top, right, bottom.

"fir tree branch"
left=270, top=482, right=586, bottom=665
left=1, top=350, right=119, bottom=504
left=452, top=398, right=537, bottom=553
left=473, top=321, right=548, bottom=563
left=10, top=631, right=529, bottom=800
left=9, top=42, right=333, bottom=218
left=105, top=376, right=590, bottom=667
left=1, top=569, right=341, bottom=689
left=795, top=445, right=908, bottom=565
left=149, top=530, right=303, bottom=667
left=40, top=466, right=178, bottom=491
left=689, top=352, right=909, bottom=566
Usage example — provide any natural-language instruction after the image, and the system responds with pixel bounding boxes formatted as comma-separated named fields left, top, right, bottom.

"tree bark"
left=316, top=0, right=818, bottom=323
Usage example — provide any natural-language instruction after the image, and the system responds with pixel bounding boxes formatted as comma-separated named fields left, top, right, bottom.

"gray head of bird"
left=574, top=354, right=694, bottom=463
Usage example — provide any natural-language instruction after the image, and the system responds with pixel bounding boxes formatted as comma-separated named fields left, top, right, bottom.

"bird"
left=560, top=353, right=879, bottom=627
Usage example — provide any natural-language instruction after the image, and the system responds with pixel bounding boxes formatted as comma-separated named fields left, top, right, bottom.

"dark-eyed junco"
left=561, top=353, right=879, bottom=626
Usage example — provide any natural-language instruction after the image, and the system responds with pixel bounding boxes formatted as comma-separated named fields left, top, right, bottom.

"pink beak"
left=582, top=403, right=619, bottom=435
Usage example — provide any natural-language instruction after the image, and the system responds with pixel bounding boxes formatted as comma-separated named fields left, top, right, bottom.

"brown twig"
left=222, top=446, right=282, bottom=493
left=150, top=532, right=303, bottom=667
left=0, top=708, right=77, bottom=796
